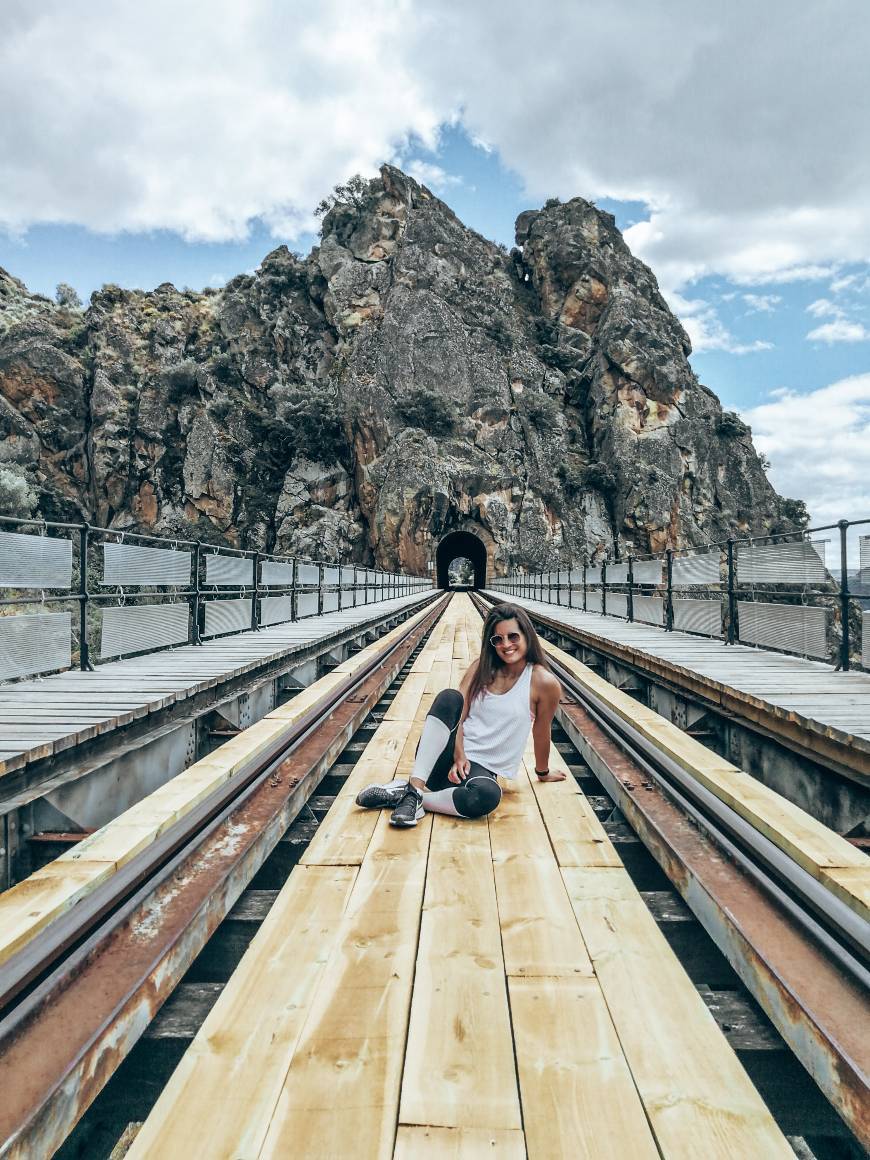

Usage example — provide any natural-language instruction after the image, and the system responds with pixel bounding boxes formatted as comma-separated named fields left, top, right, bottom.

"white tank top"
left=462, top=663, right=535, bottom=780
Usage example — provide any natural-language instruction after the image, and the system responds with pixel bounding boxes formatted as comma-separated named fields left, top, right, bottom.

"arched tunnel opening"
left=435, top=531, right=488, bottom=590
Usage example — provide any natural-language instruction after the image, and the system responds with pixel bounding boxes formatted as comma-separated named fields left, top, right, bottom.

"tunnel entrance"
left=436, top=531, right=487, bottom=590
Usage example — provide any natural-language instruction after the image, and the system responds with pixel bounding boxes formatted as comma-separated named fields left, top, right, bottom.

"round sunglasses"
left=490, top=630, right=523, bottom=647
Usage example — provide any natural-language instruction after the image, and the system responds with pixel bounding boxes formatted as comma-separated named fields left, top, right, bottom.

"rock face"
left=0, top=167, right=801, bottom=572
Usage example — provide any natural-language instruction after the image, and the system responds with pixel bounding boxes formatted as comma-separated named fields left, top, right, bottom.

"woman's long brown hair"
left=467, top=603, right=552, bottom=705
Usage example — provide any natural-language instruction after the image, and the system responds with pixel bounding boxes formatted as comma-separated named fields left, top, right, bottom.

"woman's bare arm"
left=531, top=667, right=565, bottom=781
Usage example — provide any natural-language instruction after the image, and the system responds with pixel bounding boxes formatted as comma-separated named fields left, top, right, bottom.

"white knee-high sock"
left=410, top=715, right=452, bottom=785
left=421, top=786, right=462, bottom=816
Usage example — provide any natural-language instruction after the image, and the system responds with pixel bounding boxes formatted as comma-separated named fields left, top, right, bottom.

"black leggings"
left=419, top=688, right=502, bottom=818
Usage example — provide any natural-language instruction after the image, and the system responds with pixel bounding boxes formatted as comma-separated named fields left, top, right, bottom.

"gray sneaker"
left=355, top=782, right=407, bottom=810
left=389, top=785, right=425, bottom=827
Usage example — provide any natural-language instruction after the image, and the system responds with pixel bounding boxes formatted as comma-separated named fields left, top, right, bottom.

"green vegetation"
left=523, top=391, right=560, bottom=432
left=397, top=385, right=459, bottom=436
left=0, top=465, right=38, bottom=517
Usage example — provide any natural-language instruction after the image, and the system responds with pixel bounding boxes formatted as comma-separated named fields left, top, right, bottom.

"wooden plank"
left=258, top=816, right=431, bottom=1159
left=548, top=644, right=870, bottom=919
left=300, top=725, right=408, bottom=867
left=399, top=814, right=521, bottom=1132
left=126, top=865, right=357, bottom=1160
left=510, top=977, right=659, bottom=1159
left=561, top=866, right=793, bottom=1158
left=489, top=771, right=594, bottom=978
left=394, top=1126, right=525, bottom=1158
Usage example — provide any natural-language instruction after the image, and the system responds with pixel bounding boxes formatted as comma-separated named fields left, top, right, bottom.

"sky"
left=1, top=0, right=868, bottom=553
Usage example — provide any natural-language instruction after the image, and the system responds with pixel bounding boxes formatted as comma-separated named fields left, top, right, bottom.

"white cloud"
left=806, top=298, right=838, bottom=318
left=743, top=293, right=781, bottom=314
left=1, top=0, right=869, bottom=296
left=806, top=318, right=870, bottom=343
left=742, top=373, right=870, bottom=542
left=403, top=160, right=462, bottom=190
left=667, top=290, right=773, bottom=355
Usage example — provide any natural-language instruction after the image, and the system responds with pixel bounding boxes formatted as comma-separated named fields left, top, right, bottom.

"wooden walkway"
left=492, top=594, right=870, bottom=754
left=127, top=594, right=791, bottom=1159
left=0, top=592, right=432, bottom=778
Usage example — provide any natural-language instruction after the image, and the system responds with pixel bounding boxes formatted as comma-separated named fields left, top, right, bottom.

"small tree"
left=0, top=466, right=38, bottom=517
left=55, top=283, right=82, bottom=309
left=314, top=175, right=371, bottom=218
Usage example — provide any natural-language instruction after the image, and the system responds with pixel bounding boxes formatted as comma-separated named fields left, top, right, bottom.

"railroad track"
left=472, top=590, right=869, bottom=1152
left=0, top=591, right=866, bottom=1157
left=0, top=596, right=449, bottom=1160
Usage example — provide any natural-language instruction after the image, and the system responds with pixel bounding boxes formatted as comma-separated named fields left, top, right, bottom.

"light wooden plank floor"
left=127, top=594, right=790, bottom=1159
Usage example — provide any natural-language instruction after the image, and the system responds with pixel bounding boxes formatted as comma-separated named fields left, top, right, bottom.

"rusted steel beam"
left=0, top=595, right=448, bottom=1160
left=556, top=693, right=869, bottom=1148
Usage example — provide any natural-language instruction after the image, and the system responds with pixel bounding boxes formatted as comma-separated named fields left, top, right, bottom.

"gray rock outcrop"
left=0, top=167, right=801, bottom=571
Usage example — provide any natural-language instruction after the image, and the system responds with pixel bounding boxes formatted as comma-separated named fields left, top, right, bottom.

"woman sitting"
left=356, top=602, right=564, bottom=827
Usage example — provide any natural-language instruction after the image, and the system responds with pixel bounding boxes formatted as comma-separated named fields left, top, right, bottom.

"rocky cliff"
left=0, top=166, right=802, bottom=572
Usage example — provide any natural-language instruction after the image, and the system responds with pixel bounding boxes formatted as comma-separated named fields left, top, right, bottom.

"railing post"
left=726, top=539, right=737, bottom=645
left=838, top=519, right=851, bottom=672
left=665, top=548, right=674, bottom=631
left=291, top=558, right=298, bottom=622
left=317, top=563, right=324, bottom=615
left=191, top=541, right=202, bottom=645
left=251, top=550, right=260, bottom=631
left=602, top=562, right=608, bottom=617
left=582, top=560, right=588, bottom=612
left=79, top=524, right=94, bottom=670
left=627, top=555, right=634, bottom=622
left=568, top=562, right=573, bottom=609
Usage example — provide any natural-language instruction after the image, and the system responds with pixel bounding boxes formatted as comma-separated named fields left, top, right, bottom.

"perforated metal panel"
left=634, top=596, right=663, bottom=625
left=261, top=560, right=295, bottom=586
left=607, top=563, right=629, bottom=583
left=204, top=553, right=254, bottom=587
left=102, top=542, right=191, bottom=586
left=632, top=560, right=662, bottom=587
left=672, top=552, right=721, bottom=586
left=260, top=596, right=294, bottom=627
left=586, top=589, right=602, bottom=612
left=0, top=611, right=71, bottom=680
left=0, top=531, right=73, bottom=588
left=297, top=591, right=319, bottom=618
left=203, top=599, right=251, bottom=638
left=322, top=589, right=339, bottom=612
left=570, top=568, right=583, bottom=584
left=863, top=611, right=870, bottom=669
left=859, top=536, right=870, bottom=585
left=674, top=599, right=722, bottom=637
left=100, top=603, right=189, bottom=658
left=296, top=563, right=320, bottom=585
left=340, top=566, right=356, bottom=584
left=737, top=601, right=828, bottom=659
left=608, top=594, right=628, bottom=618
left=736, top=540, right=827, bottom=584
left=323, top=566, right=340, bottom=585
left=586, top=566, right=602, bottom=584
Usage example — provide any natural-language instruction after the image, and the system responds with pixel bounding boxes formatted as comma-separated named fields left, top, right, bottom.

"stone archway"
left=436, top=530, right=488, bottom=589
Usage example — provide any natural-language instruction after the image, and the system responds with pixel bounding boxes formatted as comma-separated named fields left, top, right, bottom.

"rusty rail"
left=0, top=593, right=449, bottom=1159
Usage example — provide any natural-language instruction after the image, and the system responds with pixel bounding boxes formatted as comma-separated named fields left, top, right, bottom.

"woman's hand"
left=448, top=756, right=471, bottom=784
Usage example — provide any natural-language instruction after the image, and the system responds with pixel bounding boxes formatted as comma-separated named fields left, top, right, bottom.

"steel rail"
left=547, top=653, right=870, bottom=984
left=0, top=591, right=446, bottom=1018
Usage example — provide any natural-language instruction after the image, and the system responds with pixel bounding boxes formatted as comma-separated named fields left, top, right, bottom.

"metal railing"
left=0, top=515, right=432, bottom=682
left=491, top=517, right=870, bottom=672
